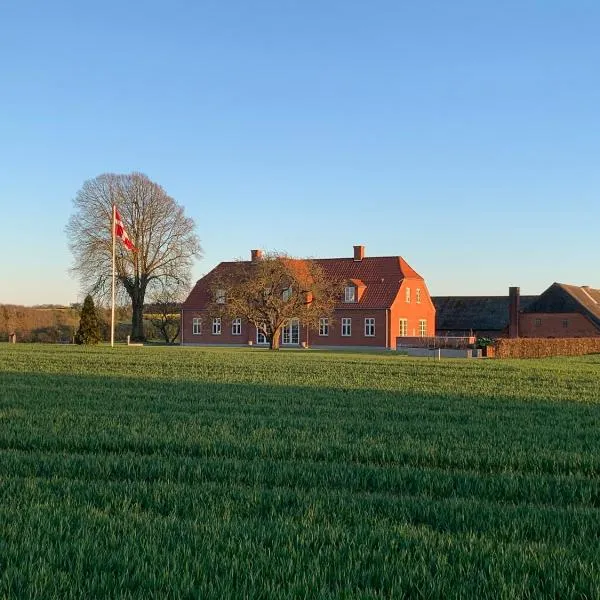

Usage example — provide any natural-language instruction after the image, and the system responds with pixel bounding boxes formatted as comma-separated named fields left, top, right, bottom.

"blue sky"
left=1, top=0, right=598, bottom=305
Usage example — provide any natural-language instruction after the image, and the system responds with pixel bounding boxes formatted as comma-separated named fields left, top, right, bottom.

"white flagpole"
left=111, top=204, right=116, bottom=347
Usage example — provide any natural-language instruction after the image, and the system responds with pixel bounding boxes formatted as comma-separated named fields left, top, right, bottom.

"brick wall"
left=309, top=309, right=387, bottom=348
left=182, top=310, right=255, bottom=345
left=519, top=312, right=600, bottom=338
left=389, top=280, right=436, bottom=341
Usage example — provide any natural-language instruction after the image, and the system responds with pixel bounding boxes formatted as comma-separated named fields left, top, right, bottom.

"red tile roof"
left=315, top=256, right=421, bottom=309
left=182, top=261, right=239, bottom=309
left=183, top=255, right=424, bottom=311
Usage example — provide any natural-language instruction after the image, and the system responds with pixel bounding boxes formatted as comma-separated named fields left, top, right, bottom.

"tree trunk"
left=170, top=323, right=181, bottom=344
left=131, top=293, right=146, bottom=342
left=269, top=329, right=281, bottom=350
left=159, top=323, right=169, bottom=344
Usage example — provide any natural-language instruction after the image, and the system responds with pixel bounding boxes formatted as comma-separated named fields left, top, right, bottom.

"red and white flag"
left=114, top=208, right=137, bottom=251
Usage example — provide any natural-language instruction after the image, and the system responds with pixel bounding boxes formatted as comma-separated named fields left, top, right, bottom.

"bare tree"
left=204, top=252, right=342, bottom=350
left=66, top=173, right=202, bottom=341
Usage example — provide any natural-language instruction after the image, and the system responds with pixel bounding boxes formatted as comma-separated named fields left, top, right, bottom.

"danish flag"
left=114, top=207, right=137, bottom=252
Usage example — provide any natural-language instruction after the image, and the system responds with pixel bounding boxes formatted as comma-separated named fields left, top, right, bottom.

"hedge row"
left=494, top=337, right=600, bottom=359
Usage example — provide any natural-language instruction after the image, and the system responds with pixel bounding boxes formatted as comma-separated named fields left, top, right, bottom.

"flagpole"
left=111, top=204, right=116, bottom=347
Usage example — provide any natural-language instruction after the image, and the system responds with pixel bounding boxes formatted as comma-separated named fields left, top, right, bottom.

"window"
left=192, top=318, right=202, bottom=335
left=405, top=287, right=411, bottom=303
left=535, top=318, right=542, bottom=327
left=399, top=318, right=408, bottom=337
left=364, top=318, right=375, bottom=337
left=344, top=286, right=356, bottom=303
left=256, top=323, right=267, bottom=344
left=232, top=318, right=241, bottom=335
left=342, top=318, right=352, bottom=337
left=215, top=289, right=226, bottom=304
left=416, top=288, right=421, bottom=304
left=562, top=319, right=569, bottom=328
left=282, top=286, right=292, bottom=301
left=418, top=319, right=427, bottom=337
left=212, top=318, right=221, bottom=335
left=282, top=318, right=300, bottom=344
left=319, top=318, right=329, bottom=336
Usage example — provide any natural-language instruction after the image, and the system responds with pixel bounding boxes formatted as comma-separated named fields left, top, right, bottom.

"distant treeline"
left=0, top=304, right=180, bottom=343
left=1, top=305, right=80, bottom=343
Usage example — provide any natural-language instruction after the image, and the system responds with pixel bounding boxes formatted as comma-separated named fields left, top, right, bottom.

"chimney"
left=353, top=245, right=365, bottom=262
left=251, top=249, right=263, bottom=263
left=508, top=286, right=520, bottom=338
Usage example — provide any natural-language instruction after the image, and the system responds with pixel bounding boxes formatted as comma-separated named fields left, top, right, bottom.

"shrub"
left=74, top=295, right=102, bottom=345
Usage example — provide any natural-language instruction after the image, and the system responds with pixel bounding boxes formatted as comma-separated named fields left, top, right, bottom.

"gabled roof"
left=433, top=295, right=537, bottom=331
left=182, top=261, right=239, bottom=309
left=315, top=256, right=422, bottom=309
left=523, top=283, right=600, bottom=328
left=183, top=255, right=424, bottom=311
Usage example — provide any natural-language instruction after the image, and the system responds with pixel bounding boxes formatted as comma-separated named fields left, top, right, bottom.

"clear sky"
left=1, top=0, right=598, bottom=305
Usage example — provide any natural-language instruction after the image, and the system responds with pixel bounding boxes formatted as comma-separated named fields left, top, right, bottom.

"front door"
left=282, top=318, right=300, bottom=344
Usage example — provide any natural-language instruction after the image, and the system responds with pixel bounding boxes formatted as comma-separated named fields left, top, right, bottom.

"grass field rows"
left=0, top=344, right=599, bottom=598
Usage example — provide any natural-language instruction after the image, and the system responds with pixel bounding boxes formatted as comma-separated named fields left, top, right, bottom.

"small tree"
left=75, top=295, right=102, bottom=345
left=205, top=252, right=342, bottom=350
left=145, top=285, right=186, bottom=344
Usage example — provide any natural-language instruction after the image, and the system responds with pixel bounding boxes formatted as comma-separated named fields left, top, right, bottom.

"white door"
left=282, top=318, right=300, bottom=344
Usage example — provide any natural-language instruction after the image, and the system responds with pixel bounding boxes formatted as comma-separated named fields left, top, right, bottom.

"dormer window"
left=282, top=286, right=292, bottom=301
left=216, top=289, right=226, bottom=304
left=344, top=286, right=356, bottom=303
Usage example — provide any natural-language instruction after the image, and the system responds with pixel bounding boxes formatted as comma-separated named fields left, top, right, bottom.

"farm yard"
left=0, top=344, right=599, bottom=599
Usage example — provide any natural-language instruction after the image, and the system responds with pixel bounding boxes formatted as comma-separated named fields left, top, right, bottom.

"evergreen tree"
left=75, top=295, right=101, bottom=345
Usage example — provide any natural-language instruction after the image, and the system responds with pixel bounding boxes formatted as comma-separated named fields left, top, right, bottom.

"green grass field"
left=1, top=344, right=599, bottom=599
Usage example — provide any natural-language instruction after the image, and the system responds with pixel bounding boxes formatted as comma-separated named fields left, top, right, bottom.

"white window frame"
left=232, top=318, right=241, bottom=336
left=341, top=317, right=352, bottom=337
left=416, top=288, right=421, bottom=304
left=364, top=318, right=375, bottom=337
left=192, top=318, right=202, bottom=335
left=256, top=323, right=267, bottom=345
left=282, top=286, right=292, bottom=301
left=344, top=286, right=356, bottom=303
left=319, top=317, right=329, bottom=336
left=405, top=287, right=411, bottom=303
left=215, top=289, right=226, bottom=304
left=418, top=319, right=427, bottom=337
left=399, top=318, right=408, bottom=337
left=212, top=318, right=222, bottom=335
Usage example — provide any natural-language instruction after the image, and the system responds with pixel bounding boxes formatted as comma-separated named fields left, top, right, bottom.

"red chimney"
left=508, top=286, right=520, bottom=338
left=353, top=245, right=365, bottom=261
left=251, top=249, right=263, bottom=262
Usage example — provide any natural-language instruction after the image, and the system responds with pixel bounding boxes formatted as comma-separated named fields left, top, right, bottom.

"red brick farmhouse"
left=181, top=246, right=436, bottom=349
